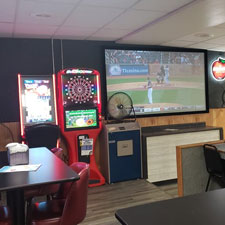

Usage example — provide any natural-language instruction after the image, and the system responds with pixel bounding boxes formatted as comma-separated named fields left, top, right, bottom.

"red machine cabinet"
left=56, top=68, right=105, bottom=187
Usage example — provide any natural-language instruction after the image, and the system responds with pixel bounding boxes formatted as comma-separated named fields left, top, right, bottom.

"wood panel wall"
left=1, top=108, right=224, bottom=166
left=0, top=122, right=21, bottom=151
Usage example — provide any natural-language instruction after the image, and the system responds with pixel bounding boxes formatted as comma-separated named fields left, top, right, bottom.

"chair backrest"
left=72, top=162, right=89, bottom=174
left=60, top=163, right=89, bottom=225
left=203, top=144, right=225, bottom=176
left=55, top=162, right=89, bottom=199
left=54, top=148, right=64, bottom=160
left=25, top=123, right=60, bottom=150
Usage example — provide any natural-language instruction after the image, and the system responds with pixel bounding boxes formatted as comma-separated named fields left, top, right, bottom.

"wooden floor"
left=80, top=179, right=178, bottom=225
left=0, top=179, right=177, bottom=225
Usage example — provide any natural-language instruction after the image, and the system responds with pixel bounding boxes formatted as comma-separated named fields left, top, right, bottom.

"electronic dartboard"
left=64, top=75, right=96, bottom=104
left=57, top=68, right=105, bottom=187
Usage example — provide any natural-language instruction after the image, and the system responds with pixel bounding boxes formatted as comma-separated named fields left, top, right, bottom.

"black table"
left=0, top=147, right=79, bottom=225
left=115, top=188, right=225, bottom=225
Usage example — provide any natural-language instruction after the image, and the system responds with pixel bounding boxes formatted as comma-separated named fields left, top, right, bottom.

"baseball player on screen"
left=147, top=77, right=153, bottom=104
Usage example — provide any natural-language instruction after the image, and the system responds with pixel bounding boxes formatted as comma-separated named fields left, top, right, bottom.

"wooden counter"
left=142, top=123, right=223, bottom=183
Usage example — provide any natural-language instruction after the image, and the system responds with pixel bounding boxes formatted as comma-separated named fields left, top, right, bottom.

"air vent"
left=31, top=13, right=52, bottom=18
left=194, top=33, right=214, bottom=38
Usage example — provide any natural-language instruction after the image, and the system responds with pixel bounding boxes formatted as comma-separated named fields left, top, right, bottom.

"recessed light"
left=31, top=13, right=52, bottom=18
left=194, top=33, right=214, bottom=38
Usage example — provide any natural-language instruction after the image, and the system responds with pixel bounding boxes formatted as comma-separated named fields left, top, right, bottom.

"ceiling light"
left=31, top=13, right=52, bottom=18
left=194, top=33, right=214, bottom=38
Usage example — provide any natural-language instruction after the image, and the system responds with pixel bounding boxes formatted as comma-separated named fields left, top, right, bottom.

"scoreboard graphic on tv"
left=57, top=68, right=105, bottom=187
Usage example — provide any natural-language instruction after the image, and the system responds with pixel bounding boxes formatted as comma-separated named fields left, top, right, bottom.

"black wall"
left=0, top=38, right=53, bottom=122
left=0, top=37, right=224, bottom=123
left=0, top=38, right=119, bottom=122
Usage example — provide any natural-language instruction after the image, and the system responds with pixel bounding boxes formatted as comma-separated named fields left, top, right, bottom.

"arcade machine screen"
left=18, top=75, right=57, bottom=136
left=65, top=108, right=99, bottom=130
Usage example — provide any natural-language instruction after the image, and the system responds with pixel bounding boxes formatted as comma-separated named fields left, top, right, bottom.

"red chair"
left=54, top=162, right=89, bottom=199
left=0, top=206, right=12, bottom=225
left=30, top=162, right=89, bottom=225
left=53, top=148, right=64, bottom=162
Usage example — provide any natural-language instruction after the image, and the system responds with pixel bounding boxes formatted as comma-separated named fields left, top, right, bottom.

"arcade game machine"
left=18, top=74, right=58, bottom=140
left=56, top=68, right=105, bottom=187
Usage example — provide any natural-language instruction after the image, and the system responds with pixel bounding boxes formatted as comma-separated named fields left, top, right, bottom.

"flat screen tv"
left=104, top=47, right=208, bottom=118
left=64, top=108, right=99, bottom=130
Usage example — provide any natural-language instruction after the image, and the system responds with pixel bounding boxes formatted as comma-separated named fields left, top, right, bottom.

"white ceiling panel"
left=189, top=42, right=221, bottom=49
left=203, top=0, right=225, bottom=15
left=205, top=12, right=225, bottom=28
left=216, top=22, right=225, bottom=29
left=204, top=36, right=225, bottom=45
left=196, top=0, right=225, bottom=28
left=0, top=0, right=225, bottom=50
left=80, top=0, right=139, bottom=9
left=177, top=27, right=225, bottom=42
left=118, top=0, right=223, bottom=45
left=177, top=34, right=214, bottom=42
left=198, top=27, right=225, bottom=37
left=161, top=40, right=195, bottom=47
left=0, top=0, right=17, bottom=23
left=16, top=0, right=75, bottom=25
left=88, top=28, right=132, bottom=41
left=54, top=26, right=97, bottom=39
left=24, top=0, right=80, bottom=4
left=209, top=45, right=225, bottom=51
left=14, top=24, right=58, bottom=38
left=132, top=0, right=195, bottom=12
left=106, top=9, right=164, bottom=30
left=64, top=5, right=124, bottom=28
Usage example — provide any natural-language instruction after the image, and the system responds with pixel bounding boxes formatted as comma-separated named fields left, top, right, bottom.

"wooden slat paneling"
left=146, top=130, right=221, bottom=182
left=176, top=146, right=183, bottom=196
left=1, top=108, right=225, bottom=161
left=0, top=122, right=20, bottom=151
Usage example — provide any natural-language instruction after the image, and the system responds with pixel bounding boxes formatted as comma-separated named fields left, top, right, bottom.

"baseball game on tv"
left=104, top=48, right=208, bottom=117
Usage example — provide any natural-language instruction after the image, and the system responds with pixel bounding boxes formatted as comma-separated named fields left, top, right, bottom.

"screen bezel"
left=64, top=107, right=99, bottom=131
left=20, top=75, right=57, bottom=125
left=103, top=45, right=209, bottom=119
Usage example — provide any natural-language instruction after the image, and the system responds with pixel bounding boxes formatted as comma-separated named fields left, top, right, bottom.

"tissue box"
left=6, top=143, right=29, bottom=166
